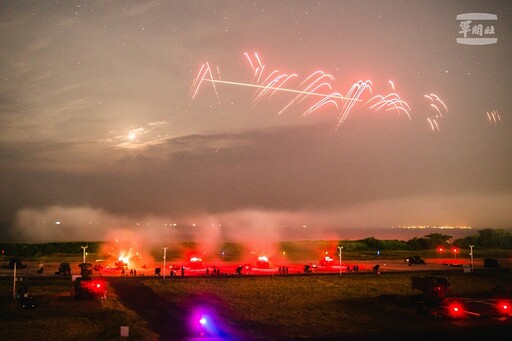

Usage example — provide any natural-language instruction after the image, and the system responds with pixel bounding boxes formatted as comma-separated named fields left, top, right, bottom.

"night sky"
left=1, top=1, right=511, bottom=243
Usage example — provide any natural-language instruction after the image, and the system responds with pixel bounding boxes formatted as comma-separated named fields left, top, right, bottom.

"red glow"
left=447, top=302, right=464, bottom=317
left=320, top=256, right=334, bottom=266
left=81, top=280, right=106, bottom=295
left=438, top=247, right=444, bottom=252
left=498, top=301, right=510, bottom=315
left=256, top=256, right=270, bottom=268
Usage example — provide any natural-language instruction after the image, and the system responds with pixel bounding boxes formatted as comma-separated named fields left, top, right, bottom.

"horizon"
left=0, top=224, right=492, bottom=244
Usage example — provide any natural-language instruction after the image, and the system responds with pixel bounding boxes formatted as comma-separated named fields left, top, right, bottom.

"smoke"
left=11, top=191, right=512, bottom=257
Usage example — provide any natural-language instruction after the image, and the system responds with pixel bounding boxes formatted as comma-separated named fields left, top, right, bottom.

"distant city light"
left=390, top=225, right=472, bottom=230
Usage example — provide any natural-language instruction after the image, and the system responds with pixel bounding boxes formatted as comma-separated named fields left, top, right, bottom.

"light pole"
left=81, top=245, right=88, bottom=263
left=13, top=263, right=16, bottom=299
left=162, top=247, right=168, bottom=280
left=469, top=245, right=474, bottom=272
left=338, top=246, right=343, bottom=276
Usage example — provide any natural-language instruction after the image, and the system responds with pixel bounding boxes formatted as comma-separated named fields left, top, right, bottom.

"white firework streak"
left=427, top=117, right=440, bottom=132
left=423, top=93, right=448, bottom=132
left=258, top=70, right=280, bottom=90
left=256, top=65, right=266, bottom=84
left=487, top=110, right=502, bottom=125
left=430, top=103, right=443, bottom=117
left=365, top=93, right=411, bottom=119
left=268, top=74, right=299, bottom=97
left=298, top=70, right=335, bottom=88
left=302, top=92, right=342, bottom=116
left=191, top=62, right=220, bottom=105
left=430, top=93, right=448, bottom=112
left=203, top=78, right=353, bottom=101
left=244, top=52, right=255, bottom=71
left=388, top=80, right=395, bottom=91
left=297, top=82, right=333, bottom=104
left=252, top=73, right=298, bottom=105
left=336, top=80, right=373, bottom=129
left=486, top=111, right=493, bottom=123
left=254, top=52, right=263, bottom=69
left=251, top=70, right=280, bottom=104
left=278, top=72, right=335, bottom=115
left=190, top=63, right=207, bottom=97
left=433, top=119, right=440, bottom=131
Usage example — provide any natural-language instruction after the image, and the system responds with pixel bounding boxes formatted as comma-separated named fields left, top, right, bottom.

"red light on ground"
left=497, top=301, right=511, bottom=315
left=447, top=302, right=464, bottom=317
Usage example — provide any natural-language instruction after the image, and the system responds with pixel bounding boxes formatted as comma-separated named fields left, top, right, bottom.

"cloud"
left=102, top=121, right=172, bottom=150
left=2, top=122, right=511, bottom=244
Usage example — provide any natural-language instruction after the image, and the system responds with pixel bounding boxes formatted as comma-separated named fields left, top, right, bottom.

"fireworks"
left=191, top=52, right=464, bottom=130
left=424, top=93, right=448, bottom=132
left=365, top=93, right=411, bottom=119
left=486, top=110, right=501, bottom=126
left=388, top=80, right=395, bottom=91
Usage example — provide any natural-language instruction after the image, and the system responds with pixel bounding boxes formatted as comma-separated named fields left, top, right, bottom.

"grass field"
left=141, top=271, right=512, bottom=339
left=1, top=268, right=511, bottom=340
left=0, top=277, right=157, bottom=341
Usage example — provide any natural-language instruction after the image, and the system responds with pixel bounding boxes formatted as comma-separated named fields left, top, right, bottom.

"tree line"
left=0, top=229, right=510, bottom=259
left=340, top=228, right=512, bottom=251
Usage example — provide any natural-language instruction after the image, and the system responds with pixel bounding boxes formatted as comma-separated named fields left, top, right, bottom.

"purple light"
left=199, top=317, right=207, bottom=325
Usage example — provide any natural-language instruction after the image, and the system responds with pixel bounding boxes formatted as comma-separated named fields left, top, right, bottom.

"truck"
left=411, top=276, right=449, bottom=301
left=55, top=262, right=71, bottom=275
left=405, top=256, right=426, bottom=266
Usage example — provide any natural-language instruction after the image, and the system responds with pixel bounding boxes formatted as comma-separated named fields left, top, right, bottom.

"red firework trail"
left=191, top=53, right=420, bottom=128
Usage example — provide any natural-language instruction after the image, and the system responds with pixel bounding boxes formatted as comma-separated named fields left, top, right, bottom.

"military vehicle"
left=54, top=262, right=71, bottom=275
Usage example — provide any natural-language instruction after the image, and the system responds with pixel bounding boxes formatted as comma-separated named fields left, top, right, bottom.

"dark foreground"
left=109, top=269, right=512, bottom=340
left=1, top=266, right=511, bottom=340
